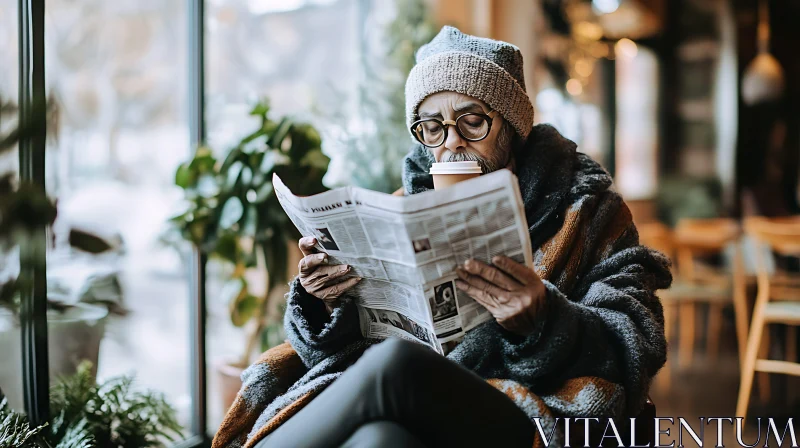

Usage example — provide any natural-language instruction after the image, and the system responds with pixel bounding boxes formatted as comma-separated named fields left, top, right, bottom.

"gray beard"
left=437, top=122, right=514, bottom=174
left=440, top=150, right=504, bottom=173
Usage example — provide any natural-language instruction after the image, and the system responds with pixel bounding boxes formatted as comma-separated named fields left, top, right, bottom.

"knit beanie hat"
left=405, top=26, right=535, bottom=142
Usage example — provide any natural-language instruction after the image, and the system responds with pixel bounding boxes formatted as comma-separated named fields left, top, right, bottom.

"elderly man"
left=213, top=26, right=671, bottom=448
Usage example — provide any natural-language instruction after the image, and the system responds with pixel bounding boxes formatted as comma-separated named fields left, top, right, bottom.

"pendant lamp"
left=741, top=0, right=784, bottom=105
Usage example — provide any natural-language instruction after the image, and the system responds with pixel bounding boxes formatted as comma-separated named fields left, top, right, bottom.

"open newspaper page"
left=273, top=170, right=532, bottom=354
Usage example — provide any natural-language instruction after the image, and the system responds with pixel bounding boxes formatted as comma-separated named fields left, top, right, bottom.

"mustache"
left=439, top=150, right=501, bottom=173
left=440, top=150, right=482, bottom=163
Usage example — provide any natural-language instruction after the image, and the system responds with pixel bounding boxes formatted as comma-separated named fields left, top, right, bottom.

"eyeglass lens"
left=413, top=113, right=490, bottom=146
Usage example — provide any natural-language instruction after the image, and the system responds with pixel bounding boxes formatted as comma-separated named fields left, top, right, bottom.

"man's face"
left=417, top=91, right=513, bottom=173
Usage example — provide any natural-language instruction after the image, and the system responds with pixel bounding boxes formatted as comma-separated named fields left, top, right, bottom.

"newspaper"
left=273, top=170, right=533, bottom=354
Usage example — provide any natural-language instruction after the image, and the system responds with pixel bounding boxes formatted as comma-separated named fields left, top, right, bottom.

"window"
left=42, top=0, right=194, bottom=438
left=0, top=0, right=23, bottom=413
left=5, top=0, right=419, bottom=443
left=204, top=0, right=363, bottom=429
left=615, top=45, right=659, bottom=199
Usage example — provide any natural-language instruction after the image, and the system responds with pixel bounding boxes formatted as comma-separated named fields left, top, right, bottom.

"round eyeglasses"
left=410, top=111, right=497, bottom=148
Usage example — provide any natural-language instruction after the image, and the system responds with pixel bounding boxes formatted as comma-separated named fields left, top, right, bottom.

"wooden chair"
left=638, top=222, right=678, bottom=387
left=642, top=219, right=749, bottom=394
left=668, top=218, right=749, bottom=368
left=736, top=216, right=800, bottom=420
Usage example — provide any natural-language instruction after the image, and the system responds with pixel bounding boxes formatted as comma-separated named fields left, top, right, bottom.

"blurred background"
left=1, top=0, right=799, bottom=446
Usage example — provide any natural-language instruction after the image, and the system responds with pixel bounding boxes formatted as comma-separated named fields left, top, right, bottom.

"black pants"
left=256, top=338, right=534, bottom=448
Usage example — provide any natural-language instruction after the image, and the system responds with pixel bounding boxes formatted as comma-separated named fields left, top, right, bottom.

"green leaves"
left=219, top=197, right=244, bottom=229
left=54, top=419, right=93, bottom=448
left=221, top=277, right=251, bottom=327
left=0, top=398, right=49, bottom=448
left=0, top=361, right=182, bottom=448
left=174, top=163, right=192, bottom=189
left=0, top=179, right=58, bottom=236
left=301, top=149, right=331, bottom=172
left=267, top=117, right=293, bottom=150
left=68, top=229, right=114, bottom=255
left=231, top=293, right=259, bottom=328
left=0, top=173, right=59, bottom=314
left=225, top=161, right=244, bottom=191
left=249, top=100, right=271, bottom=118
left=49, top=362, right=182, bottom=447
left=262, top=234, right=288, bottom=292
left=253, top=183, right=274, bottom=203
left=167, top=98, right=329, bottom=352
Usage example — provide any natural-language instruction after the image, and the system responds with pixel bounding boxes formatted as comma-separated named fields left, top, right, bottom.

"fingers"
left=454, top=278, right=499, bottom=311
left=301, top=264, right=352, bottom=293
left=455, top=268, right=508, bottom=299
left=298, top=236, right=319, bottom=257
left=298, top=253, right=327, bottom=275
left=317, top=276, right=362, bottom=300
left=455, top=268, right=507, bottom=302
left=491, top=256, right=537, bottom=286
left=308, top=264, right=351, bottom=283
left=461, top=259, right=520, bottom=291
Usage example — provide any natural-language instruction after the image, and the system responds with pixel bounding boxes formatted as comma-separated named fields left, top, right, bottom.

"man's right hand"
left=298, top=236, right=362, bottom=313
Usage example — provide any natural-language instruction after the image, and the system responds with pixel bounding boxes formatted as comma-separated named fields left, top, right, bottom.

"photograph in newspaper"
left=426, top=276, right=495, bottom=342
left=412, top=238, right=432, bottom=253
left=430, top=281, right=457, bottom=322
left=314, top=227, right=339, bottom=251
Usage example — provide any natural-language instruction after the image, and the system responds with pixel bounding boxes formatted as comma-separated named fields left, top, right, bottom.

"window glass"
left=0, top=0, right=24, bottom=412
left=43, top=0, right=193, bottom=440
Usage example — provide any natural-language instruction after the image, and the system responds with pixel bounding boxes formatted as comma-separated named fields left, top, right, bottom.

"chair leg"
left=707, top=302, right=723, bottom=362
left=787, top=325, right=797, bottom=364
left=679, top=302, right=695, bottom=369
left=756, top=327, right=771, bottom=404
left=788, top=326, right=798, bottom=405
left=732, top=284, right=750, bottom=369
left=736, top=313, right=766, bottom=420
left=657, top=302, right=674, bottom=390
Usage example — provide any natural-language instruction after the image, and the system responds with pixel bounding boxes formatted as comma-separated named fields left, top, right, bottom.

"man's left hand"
left=455, top=256, right=547, bottom=336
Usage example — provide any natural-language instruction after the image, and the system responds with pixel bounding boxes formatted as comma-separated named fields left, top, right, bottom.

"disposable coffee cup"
left=429, top=161, right=483, bottom=190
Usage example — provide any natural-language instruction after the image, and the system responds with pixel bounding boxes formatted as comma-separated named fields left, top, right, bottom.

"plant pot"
left=214, top=358, right=247, bottom=414
left=0, top=302, right=108, bottom=409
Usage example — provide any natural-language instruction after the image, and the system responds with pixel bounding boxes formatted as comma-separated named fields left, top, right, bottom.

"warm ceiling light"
left=566, top=79, right=584, bottom=96
left=593, top=0, right=620, bottom=14
left=742, top=53, right=785, bottom=105
left=615, top=38, right=638, bottom=59
left=575, top=58, right=595, bottom=77
left=742, top=0, right=785, bottom=104
left=574, top=21, right=604, bottom=41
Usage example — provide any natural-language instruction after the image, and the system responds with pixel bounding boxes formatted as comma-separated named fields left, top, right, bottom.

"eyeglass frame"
left=409, top=110, right=498, bottom=148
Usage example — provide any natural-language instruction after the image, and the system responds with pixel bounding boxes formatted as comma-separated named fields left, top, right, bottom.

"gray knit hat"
left=405, top=26, right=535, bottom=141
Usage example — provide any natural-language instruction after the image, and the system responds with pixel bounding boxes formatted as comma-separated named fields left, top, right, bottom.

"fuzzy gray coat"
left=212, top=124, right=672, bottom=448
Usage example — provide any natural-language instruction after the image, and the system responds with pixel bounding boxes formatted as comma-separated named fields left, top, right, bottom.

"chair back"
left=744, top=216, right=800, bottom=257
left=744, top=216, right=800, bottom=303
left=673, top=218, right=741, bottom=283
left=638, top=222, right=677, bottom=280
left=638, top=222, right=674, bottom=257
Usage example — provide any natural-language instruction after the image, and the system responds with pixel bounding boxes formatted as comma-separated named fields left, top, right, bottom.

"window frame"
left=17, top=0, right=211, bottom=444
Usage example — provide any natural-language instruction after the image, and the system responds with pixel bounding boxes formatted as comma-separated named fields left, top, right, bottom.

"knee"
left=359, top=338, right=431, bottom=376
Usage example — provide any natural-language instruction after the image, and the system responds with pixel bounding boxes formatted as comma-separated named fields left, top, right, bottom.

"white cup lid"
left=429, top=161, right=483, bottom=175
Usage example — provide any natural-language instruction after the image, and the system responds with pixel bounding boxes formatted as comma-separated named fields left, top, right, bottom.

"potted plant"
left=168, top=99, right=329, bottom=412
left=0, top=99, right=118, bottom=409
left=0, top=361, right=183, bottom=447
